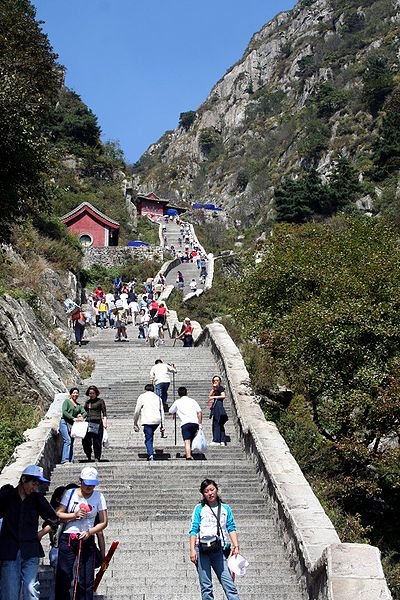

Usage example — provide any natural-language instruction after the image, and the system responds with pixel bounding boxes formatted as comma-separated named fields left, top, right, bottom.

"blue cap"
left=21, top=465, right=49, bottom=483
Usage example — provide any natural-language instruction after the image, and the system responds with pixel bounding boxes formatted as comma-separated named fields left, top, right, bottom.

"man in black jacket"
left=0, top=464, right=58, bottom=600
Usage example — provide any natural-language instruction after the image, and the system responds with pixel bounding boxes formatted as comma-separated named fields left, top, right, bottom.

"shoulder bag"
left=199, top=503, right=224, bottom=554
left=209, top=502, right=232, bottom=558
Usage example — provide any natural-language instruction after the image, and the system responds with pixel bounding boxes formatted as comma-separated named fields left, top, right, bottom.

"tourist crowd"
left=0, top=219, right=241, bottom=600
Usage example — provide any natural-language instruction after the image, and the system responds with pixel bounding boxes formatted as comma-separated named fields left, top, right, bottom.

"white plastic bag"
left=102, top=428, right=110, bottom=448
left=192, top=428, right=207, bottom=452
left=227, top=553, right=249, bottom=576
left=70, top=421, right=88, bottom=439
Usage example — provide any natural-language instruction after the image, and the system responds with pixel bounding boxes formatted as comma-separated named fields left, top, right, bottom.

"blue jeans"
left=196, top=547, right=240, bottom=600
left=143, top=424, right=159, bottom=458
left=155, top=382, right=170, bottom=406
left=99, top=312, right=107, bottom=328
left=59, top=418, right=74, bottom=463
left=1, top=550, right=40, bottom=600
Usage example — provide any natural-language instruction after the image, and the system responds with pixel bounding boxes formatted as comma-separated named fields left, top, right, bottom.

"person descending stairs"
left=38, top=317, right=306, bottom=600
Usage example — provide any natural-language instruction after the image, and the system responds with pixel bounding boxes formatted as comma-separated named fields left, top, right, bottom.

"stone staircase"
left=39, top=326, right=306, bottom=600
left=163, top=220, right=205, bottom=296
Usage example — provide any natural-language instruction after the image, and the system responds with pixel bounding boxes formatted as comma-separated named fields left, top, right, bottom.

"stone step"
left=39, top=316, right=306, bottom=600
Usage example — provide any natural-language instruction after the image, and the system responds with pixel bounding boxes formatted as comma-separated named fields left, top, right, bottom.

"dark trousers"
left=82, top=421, right=103, bottom=460
left=212, top=418, right=226, bottom=443
left=55, top=534, right=96, bottom=600
left=74, top=322, right=85, bottom=344
left=183, top=334, right=193, bottom=347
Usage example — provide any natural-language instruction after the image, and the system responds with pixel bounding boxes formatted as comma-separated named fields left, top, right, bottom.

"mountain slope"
left=132, top=0, right=400, bottom=228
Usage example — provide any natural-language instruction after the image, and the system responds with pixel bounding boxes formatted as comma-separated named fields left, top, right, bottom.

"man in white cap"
left=0, top=464, right=58, bottom=599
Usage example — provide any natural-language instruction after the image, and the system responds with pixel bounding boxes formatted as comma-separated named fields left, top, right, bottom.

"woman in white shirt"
left=189, top=479, right=240, bottom=600
left=55, top=466, right=108, bottom=600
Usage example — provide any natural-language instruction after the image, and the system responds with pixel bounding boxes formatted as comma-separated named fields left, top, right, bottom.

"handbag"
left=71, top=421, right=88, bottom=439
left=86, top=402, right=101, bottom=435
left=87, top=422, right=100, bottom=435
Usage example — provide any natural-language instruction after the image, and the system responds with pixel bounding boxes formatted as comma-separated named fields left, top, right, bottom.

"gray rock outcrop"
left=0, top=294, right=80, bottom=404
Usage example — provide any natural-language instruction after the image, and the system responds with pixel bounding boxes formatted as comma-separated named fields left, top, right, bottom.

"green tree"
left=314, top=83, right=347, bottom=118
left=235, top=216, right=400, bottom=586
left=372, top=89, right=400, bottom=179
left=48, top=88, right=101, bottom=152
left=198, top=127, right=221, bottom=158
left=0, top=0, right=61, bottom=241
left=328, top=156, right=362, bottom=210
left=275, top=178, right=313, bottom=223
left=363, top=55, right=394, bottom=116
left=179, top=111, right=196, bottom=131
left=300, top=119, right=330, bottom=164
left=275, top=170, right=331, bottom=223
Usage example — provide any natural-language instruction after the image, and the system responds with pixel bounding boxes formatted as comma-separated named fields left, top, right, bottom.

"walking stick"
left=72, top=539, right=83, bottom=600
left=172, top=371, right=177, bottom=445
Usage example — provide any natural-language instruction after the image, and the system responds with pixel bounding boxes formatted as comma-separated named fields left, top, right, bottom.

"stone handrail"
left=196, top=323, right=392, bottom=600
left=0, top=393, right=67, bottom=486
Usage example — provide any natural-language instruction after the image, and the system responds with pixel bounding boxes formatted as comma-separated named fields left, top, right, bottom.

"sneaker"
left=209, top=441, right=219, bottom=446
left=220, top=442, right=227, bottom=446
left=147, top=455, right=154, bottom=461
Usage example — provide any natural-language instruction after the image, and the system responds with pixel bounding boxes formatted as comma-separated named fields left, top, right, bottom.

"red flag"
left=93, top=541, right=119, bottom=592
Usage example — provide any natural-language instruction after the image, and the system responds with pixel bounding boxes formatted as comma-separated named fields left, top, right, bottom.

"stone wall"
left=82, top=245, right=164, bottom=269
left=196, top=323, right=392, bottom=600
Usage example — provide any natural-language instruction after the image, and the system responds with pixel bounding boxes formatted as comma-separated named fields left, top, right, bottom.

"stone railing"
left=196, top=323, right=392, bottom=600
left=82, top=245, right=163, bottom=269
left=0, top=392, right=67, bottom=486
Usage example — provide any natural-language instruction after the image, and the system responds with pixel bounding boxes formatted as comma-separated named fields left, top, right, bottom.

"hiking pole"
left=173, top=371, right=177, bottom=445
left=73, top=539, right=83, bottom=600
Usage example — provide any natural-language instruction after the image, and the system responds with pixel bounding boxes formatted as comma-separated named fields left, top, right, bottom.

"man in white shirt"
left=129, top=299, right=139, bottom=325
left=147, top=320, right=162, bottom=347
left=133, top=384, right=165, bottom=461
left=169, top=386, right=202, bottom=460
left=150, top=359, right=177, bottom=410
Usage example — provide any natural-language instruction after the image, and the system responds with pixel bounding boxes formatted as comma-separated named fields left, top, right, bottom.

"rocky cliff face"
left=0, top=251, right=81, bottom=408
left=133, top=0, right=400, bottom=228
